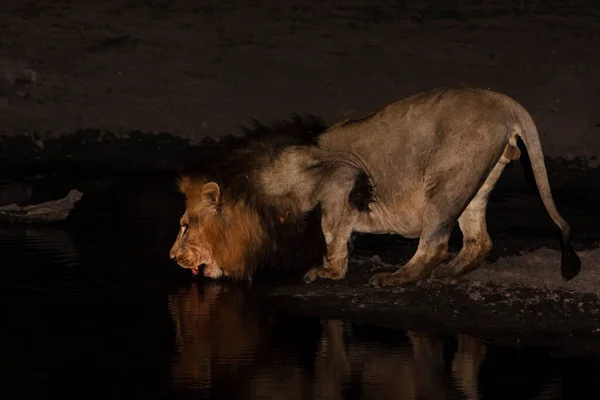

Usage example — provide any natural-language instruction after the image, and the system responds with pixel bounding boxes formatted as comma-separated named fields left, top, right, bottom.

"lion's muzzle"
left=169, top=242, right=223, bottom=278
left=169, top=244, right=185, bottom=264
left=170, top=248, right=200, bottom=276
left=169, top=242, right=192, bottom=268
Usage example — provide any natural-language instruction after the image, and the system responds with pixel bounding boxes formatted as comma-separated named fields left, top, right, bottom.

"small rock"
left=370, top=255, right=382, bottom=264
left=469, top=291, right=483, bottom=301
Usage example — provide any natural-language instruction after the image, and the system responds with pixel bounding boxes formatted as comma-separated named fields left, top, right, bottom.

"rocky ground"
left=1, top=0, right=600, bottom=350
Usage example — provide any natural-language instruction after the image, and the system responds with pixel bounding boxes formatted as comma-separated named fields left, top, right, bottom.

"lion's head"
left=169, top=116, right=331, bottom=281
left=169, top=176, right=266, bottom=280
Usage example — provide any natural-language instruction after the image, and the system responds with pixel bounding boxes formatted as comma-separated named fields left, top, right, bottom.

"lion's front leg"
left=303, top=203, right=359, bottom=283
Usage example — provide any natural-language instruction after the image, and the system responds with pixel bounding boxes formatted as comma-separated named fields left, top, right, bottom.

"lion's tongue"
left=191, top=268, right=199, bottom=276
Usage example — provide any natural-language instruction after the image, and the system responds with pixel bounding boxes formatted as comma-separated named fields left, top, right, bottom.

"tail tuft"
left=560, top=239, right=581, bottom=281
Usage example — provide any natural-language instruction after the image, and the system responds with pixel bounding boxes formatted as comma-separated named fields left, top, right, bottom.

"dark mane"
left=183, top=114, right=327, bottom=202
left=180, top=115, right=330, bottom=277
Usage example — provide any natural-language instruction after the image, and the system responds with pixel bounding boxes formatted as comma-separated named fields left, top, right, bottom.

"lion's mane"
left=179, top=115, right=336, bottom=279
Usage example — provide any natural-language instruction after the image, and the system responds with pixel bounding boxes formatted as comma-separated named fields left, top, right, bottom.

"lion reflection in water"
left=167, top=284, right=562, bottom=399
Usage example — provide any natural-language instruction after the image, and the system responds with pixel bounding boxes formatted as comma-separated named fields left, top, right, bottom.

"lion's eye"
left=180, top=224, right=188, bottom=234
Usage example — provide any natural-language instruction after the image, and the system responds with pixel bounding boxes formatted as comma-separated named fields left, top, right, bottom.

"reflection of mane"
left=168, top=282, right=322, bottom=397
left=168, top=282, right=265, bottom=393
left=180, top=116, right=330, bottom=277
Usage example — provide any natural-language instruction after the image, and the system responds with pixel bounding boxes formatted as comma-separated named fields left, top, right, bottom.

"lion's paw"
left=368, top=271, right=413, bottom=287
left=430, top=264, right=459, bottom=279
left=431, top=261, right=478, bottom=279
left=302, top=266, right=345, bottom=284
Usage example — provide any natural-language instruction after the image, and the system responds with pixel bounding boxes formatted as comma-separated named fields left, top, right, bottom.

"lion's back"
left=317, top=86, right=516, bottom=189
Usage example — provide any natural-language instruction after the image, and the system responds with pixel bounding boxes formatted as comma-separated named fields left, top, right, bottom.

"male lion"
left=170, top=85, right=581, bottom=286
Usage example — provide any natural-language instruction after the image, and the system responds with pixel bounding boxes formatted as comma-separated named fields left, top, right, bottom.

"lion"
left=170, top=85, right=581, bottom=286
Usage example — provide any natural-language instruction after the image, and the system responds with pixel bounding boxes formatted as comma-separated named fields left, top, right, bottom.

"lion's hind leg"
left=368, top=145, right=512, bottom=288
left=432, top=158, right=508, bottom=279
left=368, top=217, right=452, bottom=287
left=368, top=191, right=458, bottom=287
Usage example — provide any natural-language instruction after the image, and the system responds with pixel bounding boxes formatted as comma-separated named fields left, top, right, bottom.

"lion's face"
left=170, top=210, right=223, bottom=278
left=170, top=177, right=265, bottom=280
left=170, top=180, right=225, bottom=279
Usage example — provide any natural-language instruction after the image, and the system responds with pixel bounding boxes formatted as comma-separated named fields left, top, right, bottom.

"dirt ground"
left=2, top=0, right=600, bottom=347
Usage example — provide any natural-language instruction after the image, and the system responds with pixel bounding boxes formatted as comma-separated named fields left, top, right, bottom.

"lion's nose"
left=169, top=248, right=177, bottom=261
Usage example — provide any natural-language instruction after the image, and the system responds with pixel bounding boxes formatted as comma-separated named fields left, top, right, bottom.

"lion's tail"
left=511, top=102, right=581, bottom=281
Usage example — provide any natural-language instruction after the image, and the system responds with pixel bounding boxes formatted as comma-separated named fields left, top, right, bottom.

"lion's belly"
left=354, top=193, right=424, bottom=239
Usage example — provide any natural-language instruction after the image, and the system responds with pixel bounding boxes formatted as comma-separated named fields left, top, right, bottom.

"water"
left=1, top=224, right=600, bottom=400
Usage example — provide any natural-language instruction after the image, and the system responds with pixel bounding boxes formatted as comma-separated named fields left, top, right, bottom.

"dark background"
left=1, top=0, right=599, bottom=164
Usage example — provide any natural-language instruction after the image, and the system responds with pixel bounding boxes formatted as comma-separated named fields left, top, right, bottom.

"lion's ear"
left=201, top=182, right=221, bottom=205
left=177, top=175, right=192, bottom=194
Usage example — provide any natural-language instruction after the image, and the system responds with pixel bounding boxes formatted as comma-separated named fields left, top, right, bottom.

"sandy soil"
left=1, top=0, right=600, bottom=162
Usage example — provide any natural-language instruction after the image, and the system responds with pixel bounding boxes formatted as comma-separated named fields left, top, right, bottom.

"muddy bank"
left=255, top=252, right=600, bottom=356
